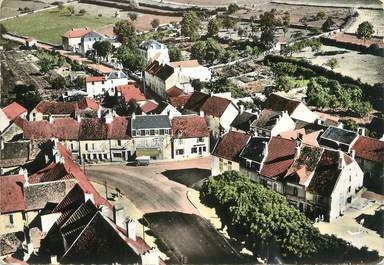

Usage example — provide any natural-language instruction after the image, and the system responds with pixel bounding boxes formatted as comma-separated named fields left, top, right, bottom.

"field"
left=346, top=9, right=384, bottom=37
left=2, top=8, right=119, bottom=44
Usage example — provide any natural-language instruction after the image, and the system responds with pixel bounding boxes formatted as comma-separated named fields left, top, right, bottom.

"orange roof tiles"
left=172, top=115, right=209, bottom=138
left=85, top=76, right=106, bottom=83
left=0, top=175, right=26, bottom=214
left=3, top=102, right=27, bottom=121
left=352, top=136, right=384, bottom=162
left=169, top=60, right=200, bottom=68
left=63, top=28, right=92, bottom=39
left=213, top=131, right=250, bottom=161
left=117, top=84, right=146, bottom=102
left=141, top=101, right=159, bottom=113
left=201, top=96, right=232, bottom=118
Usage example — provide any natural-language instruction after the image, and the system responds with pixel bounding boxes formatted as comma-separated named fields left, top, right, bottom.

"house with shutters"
left=144, top=60, right=177, bottom=99
left=250, top=109, right=295, bottom=137
left=211, top=131, right=251, bottom=176
left=85, top=71, right=129, bottom=98
left=138, top=40, right=169, bottom=64
left=239, top=136, right=364, bottom=222
left=171, top=115, right=210, bottom=159
left=62, top=27, right=92, bottom=52
left=130, top=114, right=172, bottom=160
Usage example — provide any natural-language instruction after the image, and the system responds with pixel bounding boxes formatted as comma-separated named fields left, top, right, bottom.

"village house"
left=239, top=136, right=364, bottom=222
left=144, top=60, right=177, bottom=99
left=86, top=71, right=129, bottom=98
left=62, top=27, right=92, bottom=53
left=139, top=100, right=161, bottom=115
left=28, top=97, right=101, bottom=121
left=169, top=60, right=211, bottom=83
left=350, top=135, right=384, bottom=194
left=211, top=131, right=251, bottom=176
left=250, top=109, right=295, bottom=137
left=230, top=108, right=258, bottom=133
left=200, top=96, right=239, bottom=139
left=171, top=115, right=210, bottom=159
left=183, top=91, right=210, bottom=114
left=263, top=94, right=319, bottom=123
left=131, top=114, right=172, bottom=160
left=138, top=40, right=170, bottom=64
left=319, top=126, right=359, bottom=152
left=116, top=83, right=147, bottom=104
left=145, top=102, right=182, bottom=120
left=279, top=120, right=327, bottom=147
left=2, top=102, right=28, bottom=122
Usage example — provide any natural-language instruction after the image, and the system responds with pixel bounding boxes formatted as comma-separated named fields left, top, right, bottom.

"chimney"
left=105, top=114, right=113, bottom=124
left=0, top=136, right=4, bottom=150
left=50, top=255, right=59, bottom=264
left=338, top=151, right=345, bottom=170
left=97, top=108, right=102, bottom=118
left=19, top=168, right=29, bottom=186
left=126, top=219, right=137, bottom=241
left=262, top=141, right=268, bottom=157
left=112, top=206, right=116, bottom=223
left=48, top=114, right=53, bottom=123
left=199, top=110, right=204, bottom=117
left=85, top=192, right=95, bottom=204
left=239, top=104, right=244, bottom=114
left=315, top=119, right=322, bottom=125
left=141, top=247, right=160, bottom=265
left=132, top=113, right=136, bottom=120
left=357, top=127, right=365, bottom=136
left=77, top=114, right=81, bottom=123
left=350, top=149, right=355, bottom=159
left=295, top=139, right=301, bottom=157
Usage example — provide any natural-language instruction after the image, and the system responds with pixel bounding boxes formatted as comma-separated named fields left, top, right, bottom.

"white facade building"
left=139, top=40, right=170, bottom=64
left=85, top=71, right=129, bottom=98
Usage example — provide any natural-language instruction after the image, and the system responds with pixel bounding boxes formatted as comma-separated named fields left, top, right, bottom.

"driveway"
left=85, top=157, right=212, bottom=214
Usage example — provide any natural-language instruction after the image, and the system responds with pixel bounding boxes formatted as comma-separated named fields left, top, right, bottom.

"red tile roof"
left=117, top=84, right=146, bottom=102
left=35, top=100, right=78, bottom=115
left=107, top=117, right=131, bottom=139
left=0, top=175, right=26, bottom=214
left=2, top=256, right=28, bottom=265
left=172, top=115, right=209, bottom=138
left=52, top=118, right=80, bottom=140
left=169, top=59, right=200, bottom=68
left=3, top=102, right=27, bottom=121
left=166, top=86, right=183, bottom=98
left=85, top=76, right=106, bottom=83
left=63, top=28, right=92, bottom=38
left=263, top=93, right=301, bottom=115
left=213, top=131, right=250, bottom=161
left=79, top=118, right=108, bottom=140
left=141, top=101, right=159, bottom=113
left=169, top=95, right=191, bottom=108
left=201, top=96, right=232, bottom=118
left=352, top=136, right=384, bottom=162
left=78, top=97, right=100, bottom=111
left=260, top=137, right=296, bottom=178
left=23, top=120, right=53, bottom=139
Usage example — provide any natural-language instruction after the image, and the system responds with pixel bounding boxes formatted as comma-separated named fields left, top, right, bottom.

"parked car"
left=135, top=156, right=150, bottom=166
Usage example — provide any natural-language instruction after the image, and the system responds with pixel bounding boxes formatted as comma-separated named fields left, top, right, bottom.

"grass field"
left=2, top=8, right=119, bottom=44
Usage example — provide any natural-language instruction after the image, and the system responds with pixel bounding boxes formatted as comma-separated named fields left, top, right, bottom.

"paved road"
left=85, top=157, right=212, bottom=214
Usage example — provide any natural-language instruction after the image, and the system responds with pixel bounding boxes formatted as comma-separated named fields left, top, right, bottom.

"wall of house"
left=0, top=213, right=24, bottom=234
left=80, top=32, right=106, bottom=55
left=220, top=103, right=239, bottom=132
left=270, top=113, right=295, bottom=136
left=109, top=139, right=135, bottom=161
left=291, top=103, right=319, bottom=123
left=159, top=105, right=181, bottom=119
left=28, top=110, right=44, bottom=121
left=79, top=140, right=111, bottom=162
left=133, top=135, right=172, bottom=160
left=172, top=137, right=209, bottom=159
left=329, top=161, right=364, bottom=222
left=64, top=37, right=82, bottom=52
left=86, top=78, right=128, bottom=98
left=356, top=158, right=384, bottom=194
left=211, top=156, right=239, bottom=176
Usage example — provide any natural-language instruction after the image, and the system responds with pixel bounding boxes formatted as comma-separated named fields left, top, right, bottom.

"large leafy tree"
left=168, top=46, right=184, bottom=62
left=116, top=45, right=147, bottom=72
left=190, top=38, right=225, bottom=64
left=207, top=18, right=221, bottom=37
left=321, top=17, right=335, bottom=32
left=200, top=171, right=380, bottom=263
left=356, top=21, right=375, bottom=41
left=93, top=41, right=112, bottom=59
left=113, top=20, right=138, bottom=47
left=180, top=11, right=201, bottom=41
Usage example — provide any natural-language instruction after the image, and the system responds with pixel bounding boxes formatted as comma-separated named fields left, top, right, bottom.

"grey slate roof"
left=184, top=91, right=210, bottom=113
left=0, top=141, right=30, bottom=168
left=231, top=112, right=258, bottom=132
left=240, top=137, right=269, bottom=162
left=320, top=127, right=358, bottom=145
left=131, top=115, right=171, bottom=130
left=251, top=109, right=281, bottom=131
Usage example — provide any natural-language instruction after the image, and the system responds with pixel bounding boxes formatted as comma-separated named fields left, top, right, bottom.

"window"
left=102, top=81, right=105, bottom=85
left=198, top=137, right=204, bottom=143
left=178, top=139, right=183, bottom=145
left=191, top=147, right=197, bottom=154
left=228, top=161, right=232, bottom=170
left=348, top=186, right=351, bottom=193
left=293, top=187, right=298, bottom=196
left=140, top=130, right=145, bottom=136
left=203, top=146, right=206, bottom=152
left=349, top=175, right=351, bottom=182
left=145, top=130, right=150, bottom=136
left=219, top=158, right=223, bottom=162
left=246, top=160, right=252, bottom=168
left=113, top=153, right=122, bottom=158
left=132, top=130, right=136, bottom=137
left=150, top=130, right=155, bottom=135
left=85, top=144, right=88, bottom=151
left=155, top=129, right=159, bottom=135
left=117, top=140, right=122, bottom=146
left=159, top=129, right=165, bottom=135
left=8, top=214, right=14, bottom=226
left=92, top=82, right=95, bottom=85
left=176, top=149, right=184, bottom=155
left=92, top=143, right=95, bottom=150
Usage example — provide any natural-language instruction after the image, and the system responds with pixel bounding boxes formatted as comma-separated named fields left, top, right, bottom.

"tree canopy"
left=321, top=17, right=335, bottom=32
left=207, top=18, right=221, bottom=37
left=356, top=21, right=375, bottom=41
left=205, top=78, right=247, bottom=98
left=113, top=20, right=138, bottom=47
left=180, top=11, right=201, bottom=40
left=200, top=171, right=380, bottom=263
left=191, top=38, right=225, bottom=64
left=93, top=41, right=112, bottom=59
left=168, top=46, right=184, bottom=62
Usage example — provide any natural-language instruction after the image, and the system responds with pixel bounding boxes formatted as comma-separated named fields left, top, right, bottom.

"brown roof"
left=63, top=28, right=92, bottom=38
left=263, top=94, right=301, bottom=115
left=213, top=131, right=250, bottom=161
left=184, top=91, right=210, bottom=112
left=52, top=118, right=80, bottom=140
left=3, top=102, right=27, bottom=121
left=23, top=120, right=53, bottom=139
left=85, top=76, right=106, bottom=83
left=307, top=149, right=342, bottom=197
left=78, top=97, right=100, bottom=111
left=352, top=136, right=384, bottom=162
left=172, top=115, right=209, bottom=138
left=107, top=117, right=131, bottom=139
left=145, top=61, right=174, bottom=81
left=0, top=175, right=25, bottom=214
left=169, top=95, right=191, bottom=108
left=201, top=96, right=233, bottom=118
left=166, top=86, right=183, bottom=98
left=169, top=60, right=200, bottom=68
left=260, top=137, right=296, bottom=178
left=35, top=100, right=78, bottom=115
left=117, top=84, right=146, bottom=102
left=79, top=118, right=108, bottom=140
left=140, top=101, right=159, bottom=113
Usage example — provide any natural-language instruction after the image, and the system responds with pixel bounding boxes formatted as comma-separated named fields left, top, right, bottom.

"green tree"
left=180, top=11, right=201, bottom=40
left=169, top=46, right=184, bottom=62
left=93, top=41, right=112, bottom=59
left=151, top=18, right=160, bottom=29
left=207, top=18, right=221, bottom=37
left=50, top=75, right=66, bottom=89
left=116, top=46, right=147, bottom=72
left=221, top=16, right=236, bottom=30
left=227, top=3, right=240, bottom=14
left=316, top=11, right=326, bottom=20
left=78, top=9, right=86, bottom=15
left=72, top=76, right=85, bottom=88
left=325, top=57, right=338, bottom=70
left=200, top=171, right=380, bottom=263
left=14, top=84, right=41, bottom=111
left=282, top=12, right=290, bottom=35
left=260, top=28, right=276, bottom=50
left=342, top=119, right=358, bottom=131
left=259, top=9, right=279, bottom=31
left=206, top=78, right=246, bottom=98
left=190, top=40, right=206, bottom=63
left=128, top=12, right=138, bottom=22
left=205, top=38, right=225, bottom=63
left=321, top=17, right=335, bottom=32
left=356, top=21, right=375, bottom=41
left=61, top=5, right=75, bottom=16
left=113, top=20, right=138, bottom=47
